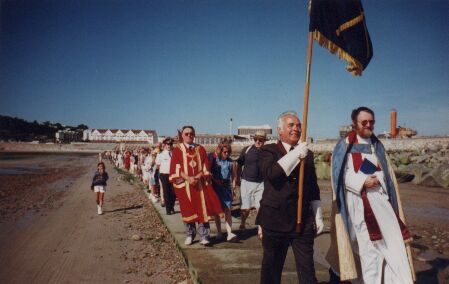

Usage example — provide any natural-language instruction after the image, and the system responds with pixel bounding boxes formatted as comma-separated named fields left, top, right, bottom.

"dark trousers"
left=159, top=173, right=175, bottom=214
left=260, top=214, right=317, bottom=284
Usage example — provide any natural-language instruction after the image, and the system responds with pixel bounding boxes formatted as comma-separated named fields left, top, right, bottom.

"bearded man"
left=327, top=106, right=414, bottom=284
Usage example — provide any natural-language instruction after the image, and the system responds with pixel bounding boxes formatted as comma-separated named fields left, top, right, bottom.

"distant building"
left=194, top=134, right=233, bottom=145
left=237, top=125, right=272, bottom=136
left=396, top=126, right=417, bottom=138
left=339, top=125, right=353, bottom=138
left=86, top=129, right=158, bottom=144
left=55, top=129, right=83, bottom=143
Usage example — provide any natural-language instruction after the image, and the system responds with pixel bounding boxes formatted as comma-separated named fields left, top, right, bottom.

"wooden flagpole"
left=296, top=31, right=314, bottom=232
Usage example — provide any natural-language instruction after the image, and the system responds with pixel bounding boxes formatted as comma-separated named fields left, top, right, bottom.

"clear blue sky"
left=1, top=0, right=448, bottom=138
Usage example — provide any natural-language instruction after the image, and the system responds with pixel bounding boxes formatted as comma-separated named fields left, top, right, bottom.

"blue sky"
left=1, top=0, right=448, bottom=138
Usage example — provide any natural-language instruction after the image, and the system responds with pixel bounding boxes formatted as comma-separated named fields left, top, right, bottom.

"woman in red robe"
left=170, top=126, right=223, bottom=246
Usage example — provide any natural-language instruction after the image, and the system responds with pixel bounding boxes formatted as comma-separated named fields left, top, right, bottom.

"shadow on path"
left=416, top=257, right=449, bottom=284
left=105, top=204, right=143, bottom=213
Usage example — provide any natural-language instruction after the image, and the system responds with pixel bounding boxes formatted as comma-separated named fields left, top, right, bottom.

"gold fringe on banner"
left=313, top=31, right=363, bottom=76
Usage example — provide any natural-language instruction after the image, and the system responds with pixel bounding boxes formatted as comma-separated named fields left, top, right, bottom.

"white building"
left=86, top=129, right=158, bottom=144
left=237, top=124, right=272, bottom=136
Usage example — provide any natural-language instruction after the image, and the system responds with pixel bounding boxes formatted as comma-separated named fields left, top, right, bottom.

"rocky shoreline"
left=312, top=137, right=449, bottom=188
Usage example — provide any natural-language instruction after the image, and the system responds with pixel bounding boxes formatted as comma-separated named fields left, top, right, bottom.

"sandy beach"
left=0, top=153, right=190, bottom=284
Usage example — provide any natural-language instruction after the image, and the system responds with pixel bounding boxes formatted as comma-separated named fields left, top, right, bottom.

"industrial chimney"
left=229, top=118, right=233, bottom=137
left=390, top=109, right=397, bottom=138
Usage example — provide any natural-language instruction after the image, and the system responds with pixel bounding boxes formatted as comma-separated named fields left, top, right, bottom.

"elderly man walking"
left=256, top=111, right=323, bottom=284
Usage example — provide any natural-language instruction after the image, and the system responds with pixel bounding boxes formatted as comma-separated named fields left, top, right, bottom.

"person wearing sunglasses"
left=236, top=130, right=267, bottom=232
left=328, top=106, right=414, bottom=284
left=169, top=126, right=223, bottom=246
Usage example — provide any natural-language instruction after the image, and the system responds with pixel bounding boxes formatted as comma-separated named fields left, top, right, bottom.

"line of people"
left=108, top=141, right=175, bottom=215
left=103, top=106, right=414, bottom=284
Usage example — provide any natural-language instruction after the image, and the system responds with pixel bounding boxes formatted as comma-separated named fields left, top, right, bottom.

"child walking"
left=91, top=162, right=109, bottom=215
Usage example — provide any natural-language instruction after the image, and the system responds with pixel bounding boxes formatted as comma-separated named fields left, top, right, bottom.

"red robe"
left=169, top=143, right=223, bottom=223
left=124, top=152, right=131, bottom=170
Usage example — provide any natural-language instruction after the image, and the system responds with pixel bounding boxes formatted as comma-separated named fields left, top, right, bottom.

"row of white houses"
left=82, top=124, right=275, bottom=145
left=83, top=129, right=158, bottom=144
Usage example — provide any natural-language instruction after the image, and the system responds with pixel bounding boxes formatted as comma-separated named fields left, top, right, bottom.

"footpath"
left=142, top=189, right=332, bottom=283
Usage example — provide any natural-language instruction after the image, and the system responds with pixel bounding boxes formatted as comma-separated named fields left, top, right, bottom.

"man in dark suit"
left=256, top=111, right=324, bottom=284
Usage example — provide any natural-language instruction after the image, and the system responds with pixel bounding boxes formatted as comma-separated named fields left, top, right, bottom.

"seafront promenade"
left=145, top=186, right=332, bottom=283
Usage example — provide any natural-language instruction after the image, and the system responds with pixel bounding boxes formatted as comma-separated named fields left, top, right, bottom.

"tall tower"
left=229, top=118, right=233, bottom=137
left=390, top=109, right=397, bottom=138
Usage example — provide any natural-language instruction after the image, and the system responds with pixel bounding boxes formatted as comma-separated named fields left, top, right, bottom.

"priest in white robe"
left=327, top=106, right=415, bottom=284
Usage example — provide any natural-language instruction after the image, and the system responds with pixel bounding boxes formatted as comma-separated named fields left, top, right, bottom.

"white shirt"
left=344, top=135, right=386, bottom=195
left=281, top=141, right=299, bottom=153
left=156, top=150, right=172, bottom=174
left=142, top=155, right=153, bottom=172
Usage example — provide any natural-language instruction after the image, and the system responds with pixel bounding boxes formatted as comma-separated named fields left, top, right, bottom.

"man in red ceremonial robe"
left=169, top=125, right=223, bottom=246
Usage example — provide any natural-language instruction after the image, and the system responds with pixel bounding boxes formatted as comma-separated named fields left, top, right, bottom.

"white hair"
left=277, top=111, right=299, bottom=128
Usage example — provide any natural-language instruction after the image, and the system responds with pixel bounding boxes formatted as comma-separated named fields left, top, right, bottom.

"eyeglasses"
left=222, top=151, right=229, bottom=154
left=183, top=132, right=194, bottom=136
left=254, top=138, right=265, bottom=142
left=358, top=119, right=375, bottom=126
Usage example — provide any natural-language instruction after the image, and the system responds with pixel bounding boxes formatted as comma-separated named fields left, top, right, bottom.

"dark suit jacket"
left=256, top=141, right=320, bottom=233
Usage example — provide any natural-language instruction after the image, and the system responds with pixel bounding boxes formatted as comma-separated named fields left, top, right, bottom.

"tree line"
left=0, top=115, right=88, bottom=142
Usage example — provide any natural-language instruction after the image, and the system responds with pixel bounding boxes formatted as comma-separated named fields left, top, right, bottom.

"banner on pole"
left=309, top=0, right=373, bottom=76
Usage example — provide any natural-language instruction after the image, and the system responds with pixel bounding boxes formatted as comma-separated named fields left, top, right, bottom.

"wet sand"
left=0, top=153, right=93, bottom=223
left=0, top=154, right=191, bottom=283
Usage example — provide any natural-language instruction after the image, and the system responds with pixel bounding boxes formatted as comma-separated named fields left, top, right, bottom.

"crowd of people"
left=103, top=131, right=263, bottom=246
left=97, top=107, right=415, bottom=284
left=106, top=142, right=165, bottom=206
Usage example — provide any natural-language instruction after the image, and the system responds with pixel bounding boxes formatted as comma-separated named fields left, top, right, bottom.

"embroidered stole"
left=348, top=132, right=411, bottom=242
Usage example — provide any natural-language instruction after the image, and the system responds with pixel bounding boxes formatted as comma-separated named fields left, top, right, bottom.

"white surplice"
left=344, top=135, right=413, bottom=284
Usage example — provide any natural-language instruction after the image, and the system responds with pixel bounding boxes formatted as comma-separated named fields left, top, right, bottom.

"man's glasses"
left=358, top=120, right=375, bottom=126
left=254, top=138, right=265, bottom=142
left=183, top=132, right=194, bottom=136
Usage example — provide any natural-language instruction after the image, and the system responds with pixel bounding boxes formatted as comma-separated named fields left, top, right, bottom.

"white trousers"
left=346, top=188, right=413, bottom=284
